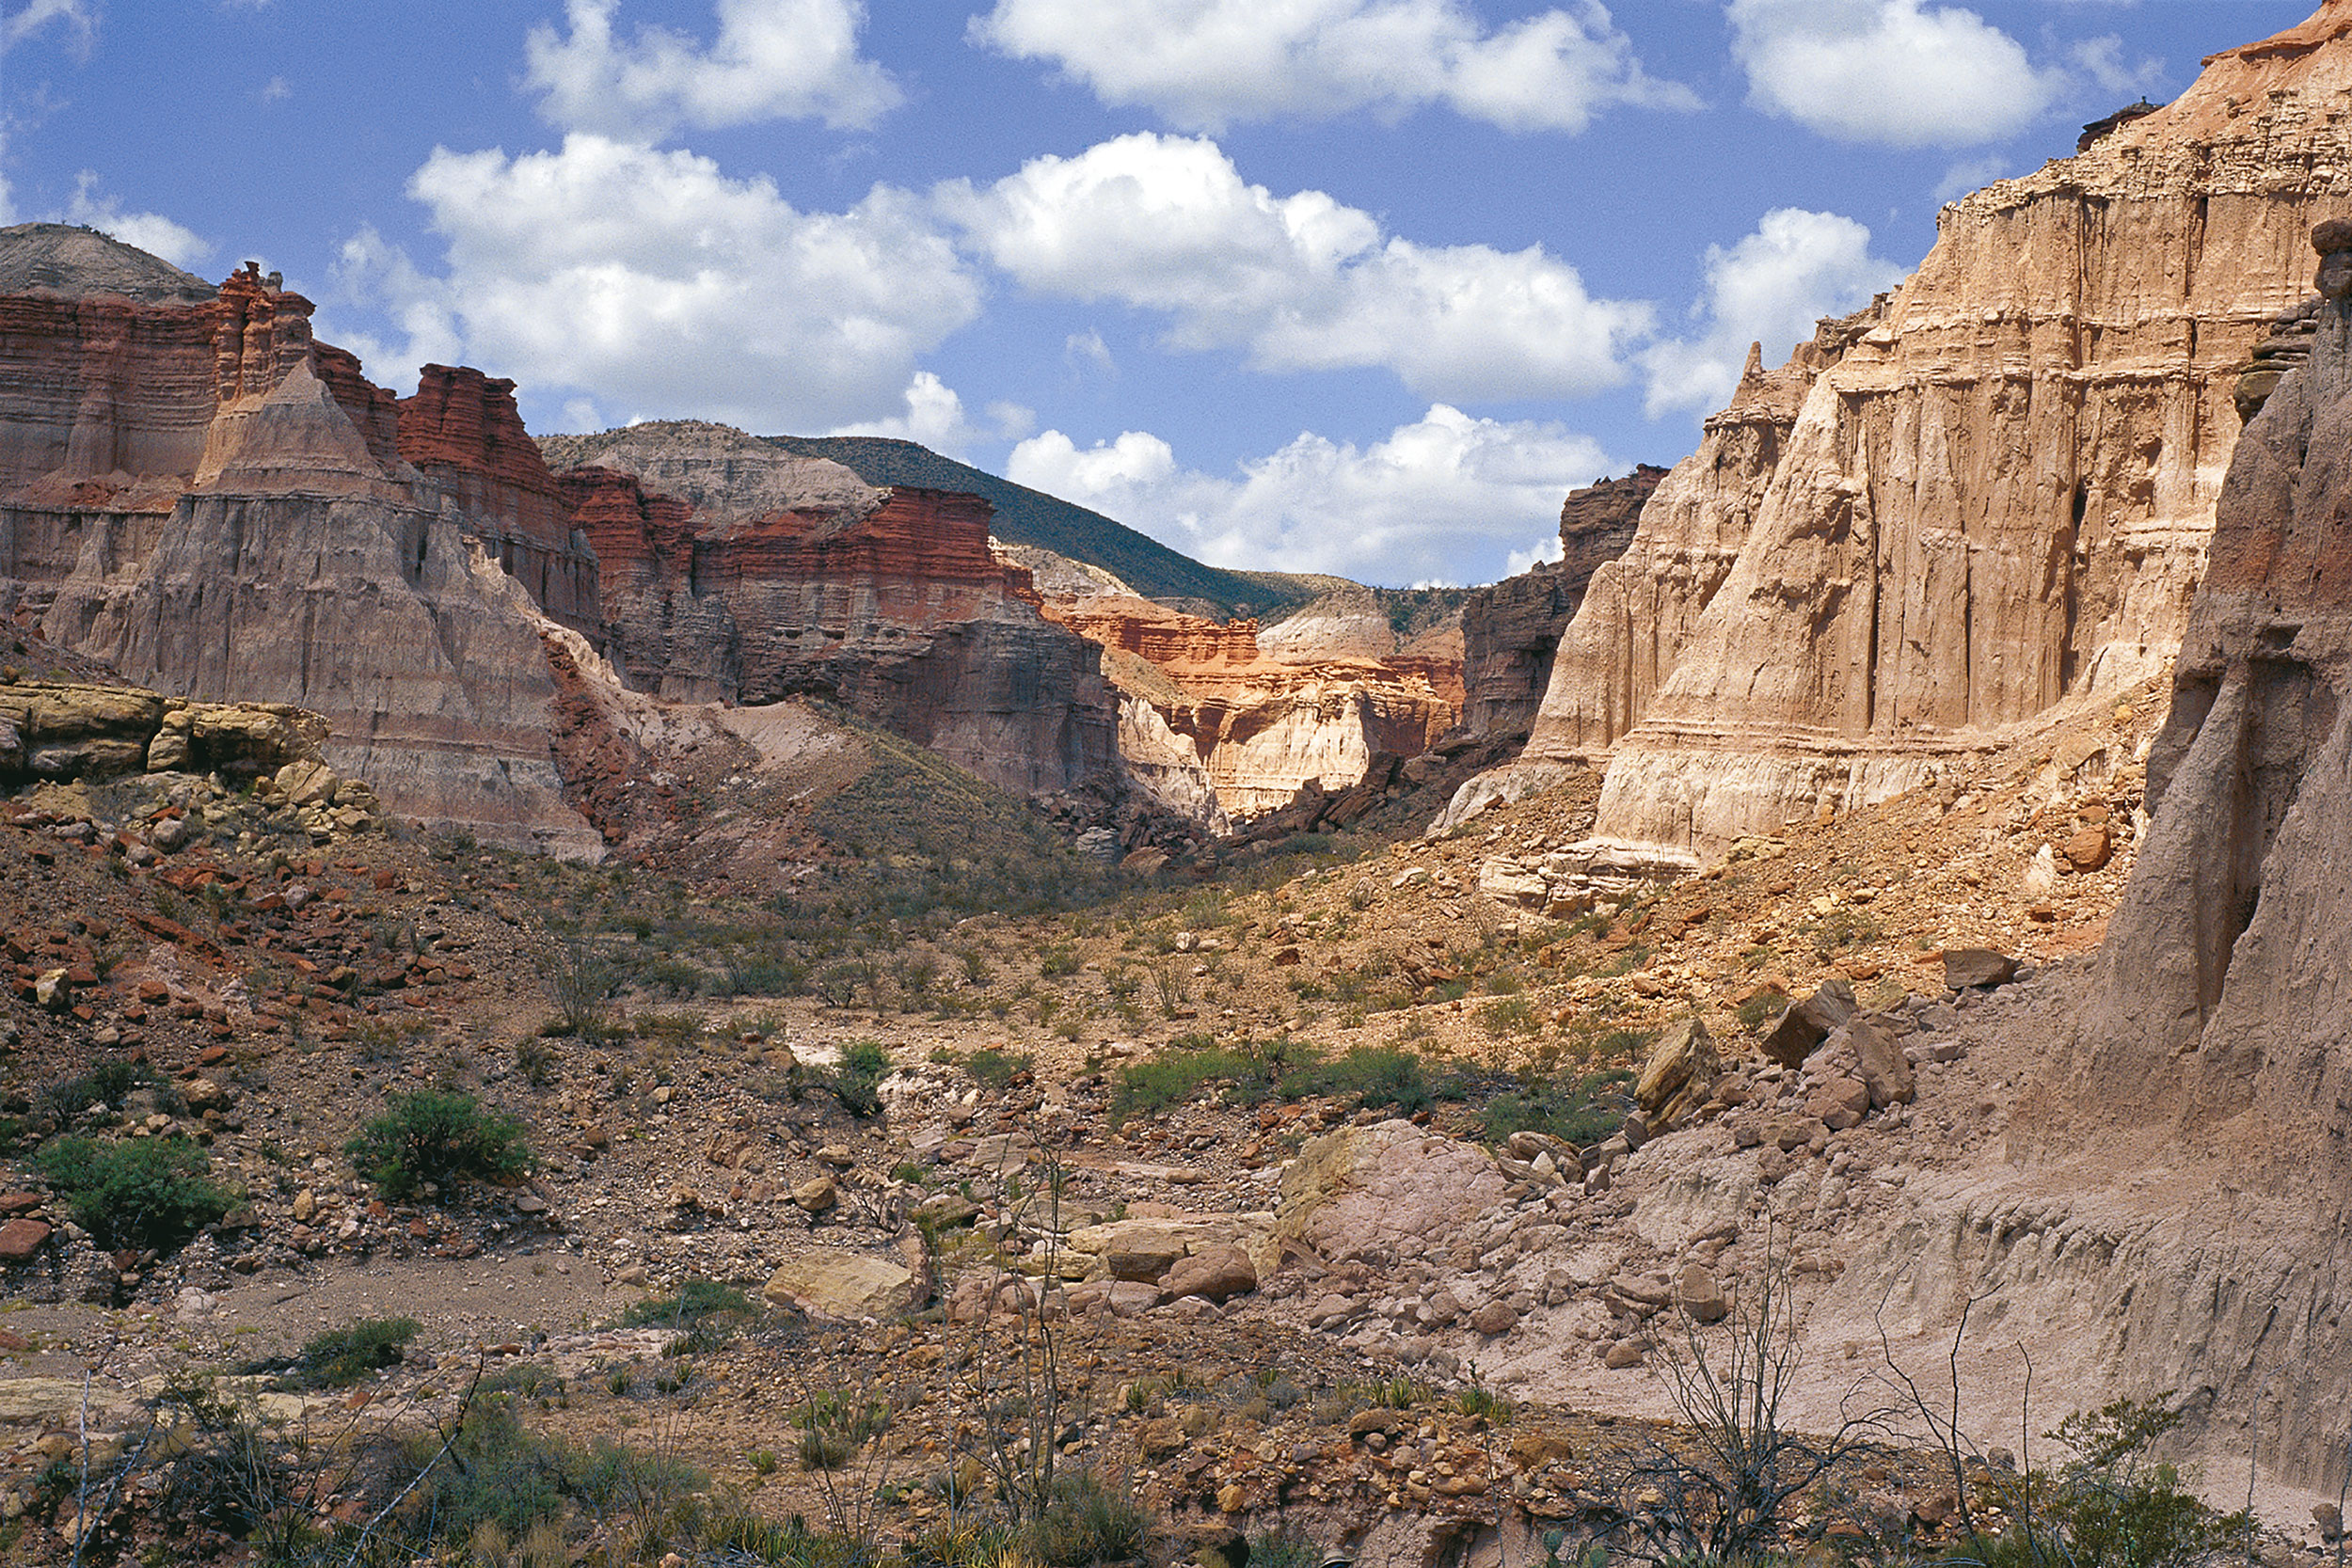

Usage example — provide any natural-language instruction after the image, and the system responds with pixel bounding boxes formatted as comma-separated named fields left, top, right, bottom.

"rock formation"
left=1520, top=4, right=2352, bottom=855
left=0, top=230, right=599, bottom=854
left=397, top=365, right=602, bottom=641
left=542, top=422, right=1120, bottom=799
left=1042, top=592, right=1458, bottom=819
left=1455, top=466, right=1660, bottom=742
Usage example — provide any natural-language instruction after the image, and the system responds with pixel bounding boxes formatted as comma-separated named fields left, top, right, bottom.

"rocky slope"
left=0, top=236, right=598, bottom=854
left=1516, top=2, right=2352, bottom=857
left=539, top=421, right=1120, bottom=800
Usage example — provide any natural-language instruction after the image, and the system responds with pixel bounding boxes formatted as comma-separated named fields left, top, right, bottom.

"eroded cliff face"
left=1457, top=466, right=1661, bottom=742
left=0, top=228, right=598, bottom=854
left=1524, top=3, right=2352, bottom=854
left=1044, top=593, right=1457, bottom=819
left=1932, top=217, right=2352, bottom=1494
left=544, top=422, right=1120, bottom=799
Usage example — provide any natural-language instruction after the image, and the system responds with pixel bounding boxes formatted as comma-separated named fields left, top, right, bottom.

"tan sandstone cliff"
left=1041, top=592, right=1458, bottom=821
left=1518, top=2, right=2352, bottom=856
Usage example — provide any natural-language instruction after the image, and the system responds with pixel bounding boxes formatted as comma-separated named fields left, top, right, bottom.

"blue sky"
left=0, top=0, right=2315, bottom=587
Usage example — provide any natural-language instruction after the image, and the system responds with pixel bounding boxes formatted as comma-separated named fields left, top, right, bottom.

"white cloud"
left=61, top=172, right=215, bottom=270
left=1008, top=404, right=1611, bottom=584
left=2070, top=36, right=2164, bottom=102
left=971, top=0, right=1693, bottom=134
left=335, top=134, right=978, bottom=432
left=257, top=75, right=292, bottom=103
left=1642, top=207, right=1904, bottom=417
left=2, top=0, right=93, bottom=56
left=524, top=0, right=899, bottom=141
left=1726, top=0, right=2064, bottom=148
left=825, top=371, right=1033, bottom=457
left=943, top=133, right=1650, bottom=402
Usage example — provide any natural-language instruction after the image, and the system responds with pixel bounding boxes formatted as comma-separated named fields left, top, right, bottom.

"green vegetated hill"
left=763, top=435, right=1325, bottom=620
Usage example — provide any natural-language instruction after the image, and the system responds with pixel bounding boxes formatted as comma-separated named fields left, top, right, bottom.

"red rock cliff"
left=547, top=422, right=1119, bottom=798
left=398, top=364, right=601, bottom=641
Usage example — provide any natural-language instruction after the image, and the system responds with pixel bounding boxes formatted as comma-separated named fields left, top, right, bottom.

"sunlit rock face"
left=1524, top=3, right=2352, bottom=855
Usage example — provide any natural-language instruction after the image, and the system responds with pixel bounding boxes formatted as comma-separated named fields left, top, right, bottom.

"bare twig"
left=341, top=1353, right=485, bottom=1567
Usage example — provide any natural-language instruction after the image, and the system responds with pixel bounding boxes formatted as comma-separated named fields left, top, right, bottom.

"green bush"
left=1026, top=1468, right=1152, bottom=1567
left=1477, top=1065, right=1634, bottom=1148
left=34, top=1135, right=234, bottom=1252
left=345, top=1089, right=532, bottom=1201
left=1964, top=1398, right=2251, bottom=1568
left=289, top=1316, right=421, bottom=1388
left=1110, top=1047, right=1249, bottom=1125
left=831, top=1041, right=890, bottom=1117
left=1288, top=1046, right=1433, bottom=1114
left=965, top=1047, right=1032, bottom=1088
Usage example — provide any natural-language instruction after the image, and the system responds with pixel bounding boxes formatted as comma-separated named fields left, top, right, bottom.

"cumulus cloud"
left=1008, top=404, right=1612, bottom=584
left=2, top=0, right=93, bottom=56
left=1726, top=0, right=2064, bottom=148
left=971, top=0, right=1693, bottom=134
left=524, top=0, right=900, bottom=141
left=822, top=371, right=1034, bottom=457
left=334, top=134, right=978, bottom=432
left=943, top=133, right=1650, bottom=402
left=1642, top=207, right=1904, bottom=417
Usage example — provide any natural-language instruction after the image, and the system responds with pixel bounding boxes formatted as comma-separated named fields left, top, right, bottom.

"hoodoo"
left=1518, top=1, right=2352, bottom=856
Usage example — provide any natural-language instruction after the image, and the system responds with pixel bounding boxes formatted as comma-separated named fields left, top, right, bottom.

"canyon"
left=1508, top=5, right=2352, bottom=861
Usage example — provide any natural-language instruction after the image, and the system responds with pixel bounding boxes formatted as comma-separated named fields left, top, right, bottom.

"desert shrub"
left=1025, top=1468, right=1152, bottom=1567
left=34, top=1134, right=234, bottom=1252
left=1476, top=994, right=1543, bottom=1038
left=618, top=1277, right=762, bottom=1351
left=1110, top=1046, right=1249, bottom=1125
left=831, top=1041, right=890, bottom=1118
left=1477, top=1065, right=1635, bottom=1148
left=34, top=1059, right=166, bottom=1124
left=345, top=1089, right=532, bottom=1201
left=797, top=1389, right=891, bottom=1470
left=1964, top=1398, right=2251, bottom=1568
left=965, top=1048, right=1032, bottom=1089
left=288, top=1315, right=421, bottom=1388
left=1288, top=1045, right=1432, bottom=1114
left=1736, top=989, right=1790, bottom=1032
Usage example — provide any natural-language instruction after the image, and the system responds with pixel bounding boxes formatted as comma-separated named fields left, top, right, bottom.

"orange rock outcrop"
left=1044, top=594, right=1457, bottom=819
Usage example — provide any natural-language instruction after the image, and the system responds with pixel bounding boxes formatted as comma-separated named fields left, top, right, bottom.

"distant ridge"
left=765, top=435, right=1321, bottom=620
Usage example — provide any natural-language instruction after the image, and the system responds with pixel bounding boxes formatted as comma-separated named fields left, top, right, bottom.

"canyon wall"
left=0, top=227, right=598, bottom=854
left=1521, top=4, right=2352, bottom=854
left=1841, top=214, right=2352, bottom=1496
left=543, top=423, right=1120, bottom=799
left=1044, top=593, right=1457, bottom=819
left=1456, top=465, right=1661, bottom=741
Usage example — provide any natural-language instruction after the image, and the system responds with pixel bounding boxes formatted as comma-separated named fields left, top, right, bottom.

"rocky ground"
left=0, top=662, right=2303, bottom=1566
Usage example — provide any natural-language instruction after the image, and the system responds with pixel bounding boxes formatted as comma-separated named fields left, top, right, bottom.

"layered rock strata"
left=0, top=231, right=598, bottom=853
left=1043, top=593, right=1457, bottom=819
left=1456, top=466, right=1660, bottom=741
left=544, top=422, right=1120, bottom=799
left=1524, top=4, right=2352, bottom=854
left=398, top=365, right=602, bottom=641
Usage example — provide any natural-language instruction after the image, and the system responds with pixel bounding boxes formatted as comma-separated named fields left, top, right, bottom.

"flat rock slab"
left=764, top=1249, right=919, bottom=1323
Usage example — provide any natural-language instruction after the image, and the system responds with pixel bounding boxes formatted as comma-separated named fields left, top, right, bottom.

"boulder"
left=1942, top=948, right=2016, bottom=990
left=1634, top=1018, right=1718, bottom=1123
left=1160, top=1243, right=1256, bottom=1305
left=764, top=1249, right=921, bottom=1323
left=2064, top=821, right=2113, bottom=872
left=1849, top=1016, right=1916, bottom=1108
left=0, top=1219, right=51, bottom=1261
left=1677, top=1262, right=1729, bottom=1323
left=1804, top=1076, right=1870, bottom=1132
left=1761, top=978, right=1857, bottom=1068
left=791, top=1176, right=838, bottom=1214
left=1277, top=1120, right=1509, bottom=1266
